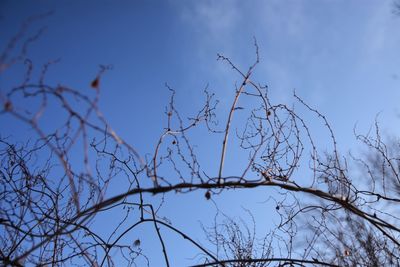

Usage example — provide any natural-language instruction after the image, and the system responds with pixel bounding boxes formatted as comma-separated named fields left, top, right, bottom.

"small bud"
left=56, top=86, right=64, bottom=94
left=4, top=101, right=12, bottom=111
left=205, top=191, right=211, bottom=200
left=134, top=239, right=141, bottom=247
left=91, top=77, right=100, bottom=89
left=344, top=249, right=351, bottom=256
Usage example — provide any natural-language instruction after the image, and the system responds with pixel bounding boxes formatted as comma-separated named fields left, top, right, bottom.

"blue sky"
left=1, top=1, right=400, bottom=266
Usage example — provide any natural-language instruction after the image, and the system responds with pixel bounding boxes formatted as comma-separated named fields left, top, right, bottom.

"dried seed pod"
left=134, top=239, right=141, bottom=247
left=91, top=77, right=100, bottom=89
left=4, top=101, right=12, bottom=111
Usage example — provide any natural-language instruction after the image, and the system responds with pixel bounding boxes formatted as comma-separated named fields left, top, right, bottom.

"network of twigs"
left=1, top=15, right=400, bottom=267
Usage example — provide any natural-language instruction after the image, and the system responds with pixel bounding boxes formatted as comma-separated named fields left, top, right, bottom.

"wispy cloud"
left=177, top=0, right=239, bottom=50
left=170, top=0, right=400, bottom=136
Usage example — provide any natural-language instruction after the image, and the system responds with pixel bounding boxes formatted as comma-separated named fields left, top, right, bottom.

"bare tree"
left=1, top=17, right=400, bottom=267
